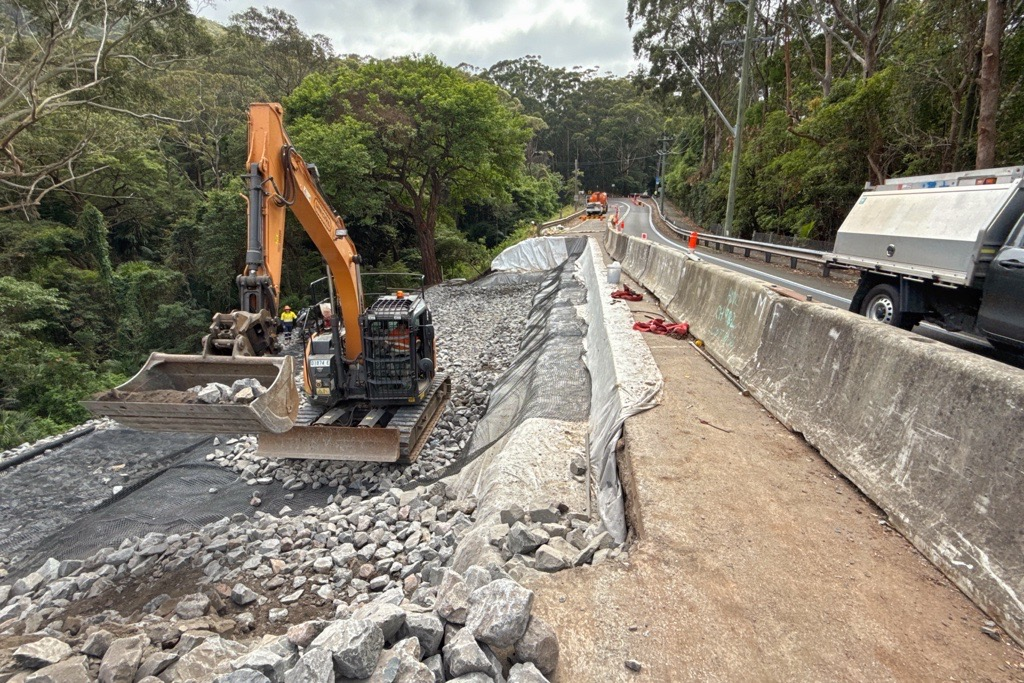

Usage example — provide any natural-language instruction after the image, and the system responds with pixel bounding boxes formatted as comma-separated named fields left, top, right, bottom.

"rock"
left=499, top=506, right=525, bottom=526
left=513, top=616, right=558, bottom=675
left=625, top=658, right=642, bottom=672
left=175, top=593, right=210, bottom=619
left=230, top=583, right=259, bottom=606
left=508, top=662, right=550, bottom=682
left=423, top=654, right=444, bottom=683
left=81, top=629, right=116, bottom=657
left=527, top=507, right=560, bottom=524
left=572, top=531, right=617, bottom=566
left=465, top=579, right=534, bottom=649
left=353, top=601, right=407, bottom=641
left=36, top=558, right=60, bottom=582
left=14, top=637, right=72, bottom=669
left=0, top=584, right=9, bottom=608
left=308, top=618, right=384, bottom=679
left=24, top=655, right=91, bottom=683
left=268, top=608, right=289, bottom=623
left=98, top=635, right=147, bottom=683
left=568, top=456, right=587, bottom=477
left=285, top=620, right=328, bottom=649
left=399, top=613, right=444, bottom=656
left=504, top=523, right=548, bottom=556
left=279, top=589, right=303, bottom=604
left=435, top=570, right=471, bottom=624
left=213, top=671, right=271, bottom=683
left=533, top=546, right=569, bottom=573
left=283, top=648, right=333, bottom=683
left=196, top=383, right=231, bottom=404
left=161, top=636, right=248, bottom=683
left=231, top=643, right=296, bottom=683
left=441, top=628, right=492, bottom=678
left=446, top=673, right=495, bottom=682
left=135, top=651, right=179, bottom=680
left=12, top=572, right=44, bottom=597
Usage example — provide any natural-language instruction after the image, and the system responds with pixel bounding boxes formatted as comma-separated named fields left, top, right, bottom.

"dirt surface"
left=94, top=388, right=195, bottom=403
left=522, top=235, right=1024, bottom=682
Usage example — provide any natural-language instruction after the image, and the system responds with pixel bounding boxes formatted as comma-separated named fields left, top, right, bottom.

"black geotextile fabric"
left=6, top=432, right=332, bottom=579
left=418, top=236, right=591, bottom=483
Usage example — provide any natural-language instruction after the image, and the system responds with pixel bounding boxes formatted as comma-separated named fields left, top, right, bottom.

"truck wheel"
left=860, top=283, right=919, bottom=330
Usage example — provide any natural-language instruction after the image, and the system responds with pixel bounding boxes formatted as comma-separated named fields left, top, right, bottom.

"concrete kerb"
left=611, top=229, right=1024, bottom=646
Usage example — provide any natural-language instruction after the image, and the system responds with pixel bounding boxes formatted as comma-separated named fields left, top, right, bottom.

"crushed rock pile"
left=0, top=563, right=556, bottom=682
left=213, top=282, right=536, bottom=492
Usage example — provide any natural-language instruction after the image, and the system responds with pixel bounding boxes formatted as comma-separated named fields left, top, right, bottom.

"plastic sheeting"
left=578, top=242, right=662, bottom=542
left=491, top=237, right=571, bottom=273
left=453, top=235, right=661, bottom=544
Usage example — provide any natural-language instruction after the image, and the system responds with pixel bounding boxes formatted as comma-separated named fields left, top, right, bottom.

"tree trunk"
left=976, top=0, right=1005, bottom=169
left=415, top=217, right=443, bottom=286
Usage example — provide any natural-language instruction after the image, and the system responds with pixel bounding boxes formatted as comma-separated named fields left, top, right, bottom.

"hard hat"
left=283, top=306, right=291, bottom=311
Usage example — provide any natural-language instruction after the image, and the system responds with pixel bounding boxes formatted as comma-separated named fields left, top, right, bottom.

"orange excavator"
left=85, top=103, right=450, bottom=463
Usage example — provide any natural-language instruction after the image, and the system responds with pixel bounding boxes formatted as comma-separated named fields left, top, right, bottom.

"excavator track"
left=258, top=374, right=451, bottom=463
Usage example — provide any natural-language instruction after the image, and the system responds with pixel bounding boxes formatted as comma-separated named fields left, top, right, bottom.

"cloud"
left=195, top=0, right=639, bottom=75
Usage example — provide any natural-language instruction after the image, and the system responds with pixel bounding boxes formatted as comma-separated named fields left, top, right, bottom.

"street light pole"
left=723, top=0, right=757, bottom=237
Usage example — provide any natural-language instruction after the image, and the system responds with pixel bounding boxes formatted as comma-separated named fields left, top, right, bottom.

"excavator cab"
left=361, top=293, right=436, bottom=403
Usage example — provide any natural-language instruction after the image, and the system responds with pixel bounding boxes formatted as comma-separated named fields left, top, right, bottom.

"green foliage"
left=287, top=55, right=535, bottom=285
left=78, top=204, right=113, bottom=284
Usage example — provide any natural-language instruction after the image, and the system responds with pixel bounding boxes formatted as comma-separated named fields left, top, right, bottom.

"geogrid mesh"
left=7, top=436, right=332, bottom=579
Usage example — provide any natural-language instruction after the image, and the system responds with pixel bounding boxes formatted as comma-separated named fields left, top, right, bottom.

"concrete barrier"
left=610, top=227, right=1024, bottom=645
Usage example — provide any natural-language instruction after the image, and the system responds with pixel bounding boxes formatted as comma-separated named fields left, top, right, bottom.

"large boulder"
left=435, top=570, right=471, bottom=625
left=14, top=637, right=72, bottom=669
left=98, top=635, right=148, bottom=683
left=399, top=612, right=444, bottom=657
left=283, top=648, right=333, bottom=683
left=23, top=655, right=90, bottom=683
left=508, top=661, right=550, bottom=682
left=352, top=601, right=407, bottom=641
left=160, top=635, right=248, bottom=682
left=441, top=628, right=492, bottom=678
left=513, top=616, right=558, bottom=676
left=465, top=579, right=534, bottom=648
left=309, top=618, right=384, bottom=679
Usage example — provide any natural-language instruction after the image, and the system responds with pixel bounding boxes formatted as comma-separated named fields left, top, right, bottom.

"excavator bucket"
left=83, top=353, right=299, bottom=434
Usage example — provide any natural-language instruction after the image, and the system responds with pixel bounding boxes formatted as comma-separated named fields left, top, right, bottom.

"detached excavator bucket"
left=83, top=353, right=299, bottom=434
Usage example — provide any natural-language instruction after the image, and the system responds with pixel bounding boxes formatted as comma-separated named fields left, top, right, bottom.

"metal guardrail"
left=642, top=198, right=842, bottom=277
left=540, top=209, right=585, bottom=229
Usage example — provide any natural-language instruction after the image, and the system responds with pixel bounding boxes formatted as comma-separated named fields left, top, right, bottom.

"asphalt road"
left=608, top=198, right=1024, bottom=367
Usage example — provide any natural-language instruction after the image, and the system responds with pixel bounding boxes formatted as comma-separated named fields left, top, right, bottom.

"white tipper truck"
left=831, top=166, right=1024, bottom=352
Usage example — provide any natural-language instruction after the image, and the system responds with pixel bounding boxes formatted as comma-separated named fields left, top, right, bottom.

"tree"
left=287, top=56, right=533, bottom=285
left=978, top=0, right=1007, bottom=168
left=77, top=203, right=112, bottom=284
left=0, top=0, right=199, bottom=215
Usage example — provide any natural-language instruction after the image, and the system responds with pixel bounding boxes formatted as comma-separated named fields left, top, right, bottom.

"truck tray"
left=83, top=353, right=299, bottom=434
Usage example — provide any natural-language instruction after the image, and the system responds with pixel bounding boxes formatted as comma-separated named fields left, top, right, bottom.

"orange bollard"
left=641, top=232, right=647, bottom=240
left=688, top=231, right=698, bottom=249
left=619, top=219, right=625, bottom=229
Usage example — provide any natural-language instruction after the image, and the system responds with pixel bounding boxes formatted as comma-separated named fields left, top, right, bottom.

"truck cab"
left=835, top=167, right=1024, bottom=352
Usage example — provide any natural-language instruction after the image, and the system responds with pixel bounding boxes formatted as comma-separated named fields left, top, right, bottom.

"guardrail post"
left=790, top=256, right=798, bottom=269
left=765, top=253, right=772, bottom=264
left=821, top=263, right=831, bottom=278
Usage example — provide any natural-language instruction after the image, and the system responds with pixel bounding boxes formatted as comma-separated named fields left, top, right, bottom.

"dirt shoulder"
left=523, top=247, right=1024, bottom=682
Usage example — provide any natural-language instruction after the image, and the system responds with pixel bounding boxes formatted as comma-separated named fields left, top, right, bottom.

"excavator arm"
left=238, top=102, right=365, bottom=361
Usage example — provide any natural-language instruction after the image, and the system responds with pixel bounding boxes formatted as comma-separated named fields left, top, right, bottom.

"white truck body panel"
left=831, top=179, right=1024, bottom=287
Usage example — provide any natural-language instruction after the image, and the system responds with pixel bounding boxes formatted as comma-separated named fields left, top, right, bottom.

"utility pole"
left=723, top=0, right=757, bottom=237
left=657, top=134, right=672, bottom=214
left=573, top=157, right=579, bottom=210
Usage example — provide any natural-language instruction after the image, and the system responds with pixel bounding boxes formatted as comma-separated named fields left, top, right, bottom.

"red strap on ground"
left=611, top=284, right=643, bottom=301
left=633, top=318, right=690, bottom=338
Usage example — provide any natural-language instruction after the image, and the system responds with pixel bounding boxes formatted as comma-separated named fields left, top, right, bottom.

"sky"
left=193, top=0, right=640, bottom=76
